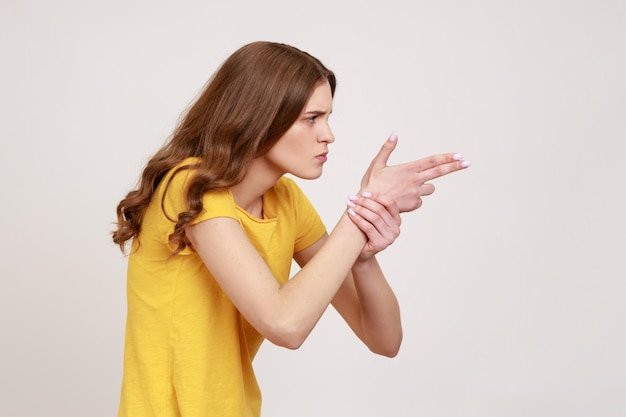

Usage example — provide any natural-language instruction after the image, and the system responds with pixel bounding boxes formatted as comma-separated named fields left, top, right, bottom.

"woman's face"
left=262, top=81, right=335, bottom=180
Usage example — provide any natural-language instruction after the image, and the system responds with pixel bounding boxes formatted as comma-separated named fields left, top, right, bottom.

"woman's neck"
left=230, top=157, right=283, bottom=216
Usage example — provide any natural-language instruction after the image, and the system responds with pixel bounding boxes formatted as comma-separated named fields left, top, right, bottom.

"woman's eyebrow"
left=303, top=109, right=332, bottom=115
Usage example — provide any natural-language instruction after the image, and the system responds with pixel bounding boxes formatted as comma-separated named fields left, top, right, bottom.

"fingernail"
left=388, top=132, right=398, bottom=142
left=453, top=153, right=463, bottom=160
left=348, top=195, right=358, bottom=201
left=346, top=200, right=356, bottom=208
left=347, top=208, right=356, bottom=216
left=461, top=160, right=471, bottom=168
left=361, top=192, right=372, bottom=198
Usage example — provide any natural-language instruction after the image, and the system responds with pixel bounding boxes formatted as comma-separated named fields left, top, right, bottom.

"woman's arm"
left=294, top=239, right=403, bottom=357
left=187, top=136, right=469, bottom=351
left=187, top=212, right=367, bottom=350
left=291, top=134, right=471, bottom=355
left=337, top=257, right=402, bottom=357
left=294, top=194, right=403, bottom=357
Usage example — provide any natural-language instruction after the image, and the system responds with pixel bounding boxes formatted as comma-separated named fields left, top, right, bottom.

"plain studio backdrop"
left=1, top=1, right=624, bottom=416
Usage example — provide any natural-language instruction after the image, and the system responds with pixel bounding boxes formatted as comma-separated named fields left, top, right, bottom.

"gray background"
left=1, top=0, right=624, bottom=416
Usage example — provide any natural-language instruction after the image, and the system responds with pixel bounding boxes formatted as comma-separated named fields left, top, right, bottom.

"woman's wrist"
left=352, top=254, right=377, bottom=271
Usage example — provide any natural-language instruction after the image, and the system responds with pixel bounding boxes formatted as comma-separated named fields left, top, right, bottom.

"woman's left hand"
left=346, top=193, right=401, bottom=261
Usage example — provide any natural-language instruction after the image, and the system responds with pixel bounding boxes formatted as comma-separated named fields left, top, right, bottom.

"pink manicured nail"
left=388, top=132, right=398, bottom=142
left=347, top=208, right=356, bottom=216
left=461, top=160, right=471, bottom=168
left=453, top=153, right=463, bottom=160
left=348, top=195, right=358, bottom=201
left=361, top=192, right=372, bottom=198
left=346, top=200, right=356, bottom=208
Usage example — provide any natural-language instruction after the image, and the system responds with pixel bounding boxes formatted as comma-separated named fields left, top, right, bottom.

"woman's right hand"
left=359, top=133, right=471, bottom=213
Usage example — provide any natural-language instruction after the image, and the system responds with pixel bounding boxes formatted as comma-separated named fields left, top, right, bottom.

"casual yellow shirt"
left=119, top=158, right=326, bottom=417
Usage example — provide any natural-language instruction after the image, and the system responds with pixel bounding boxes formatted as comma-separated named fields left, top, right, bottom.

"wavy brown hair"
left=112, top=41, right=336, bottom=254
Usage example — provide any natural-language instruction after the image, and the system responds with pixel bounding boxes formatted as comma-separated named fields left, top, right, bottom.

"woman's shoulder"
left=161, top=157, right=203, bottom=188
left=172, top=156, right=203, bottom=174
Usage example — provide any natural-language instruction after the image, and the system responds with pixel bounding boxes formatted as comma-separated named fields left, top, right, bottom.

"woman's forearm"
left=274, top=213, right=368, bottom=347
left=351, top=257, right=403, bottom=357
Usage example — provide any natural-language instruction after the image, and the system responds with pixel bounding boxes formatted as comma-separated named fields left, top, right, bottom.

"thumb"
left=370, top=132, right=398, bottom=168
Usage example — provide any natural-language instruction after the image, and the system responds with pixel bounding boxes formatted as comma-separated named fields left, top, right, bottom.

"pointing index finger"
left=414, top=153, right=471, bottom=181
left=409, top=153, right=471, bottom=181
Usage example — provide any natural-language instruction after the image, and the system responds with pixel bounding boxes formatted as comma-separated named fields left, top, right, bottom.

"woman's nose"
left=319, top=123, right=335, bottom=144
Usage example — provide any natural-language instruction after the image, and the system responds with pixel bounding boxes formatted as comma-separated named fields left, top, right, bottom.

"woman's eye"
left=306, top=116, right=317, bottom=123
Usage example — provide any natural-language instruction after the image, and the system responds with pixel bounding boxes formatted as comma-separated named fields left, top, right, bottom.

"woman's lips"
left=316, top=152, right=328, bottom=162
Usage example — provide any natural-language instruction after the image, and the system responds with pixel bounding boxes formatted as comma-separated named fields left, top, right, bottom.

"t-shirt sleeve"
left=160, top=164, right=239, bottom=254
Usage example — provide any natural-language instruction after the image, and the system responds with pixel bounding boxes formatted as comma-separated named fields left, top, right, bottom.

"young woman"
left=113, top=41, right=470, bottom=417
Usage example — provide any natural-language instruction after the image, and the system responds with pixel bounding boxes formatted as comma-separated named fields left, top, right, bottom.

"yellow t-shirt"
left=119, top=158, right=326, bottom=417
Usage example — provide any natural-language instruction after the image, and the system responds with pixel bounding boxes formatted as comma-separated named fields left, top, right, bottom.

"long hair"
left=112, top=41, right=336, bottom=254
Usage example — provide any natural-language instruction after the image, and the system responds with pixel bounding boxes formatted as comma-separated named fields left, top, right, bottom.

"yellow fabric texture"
left=119, top=158, right=326, bottom=417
